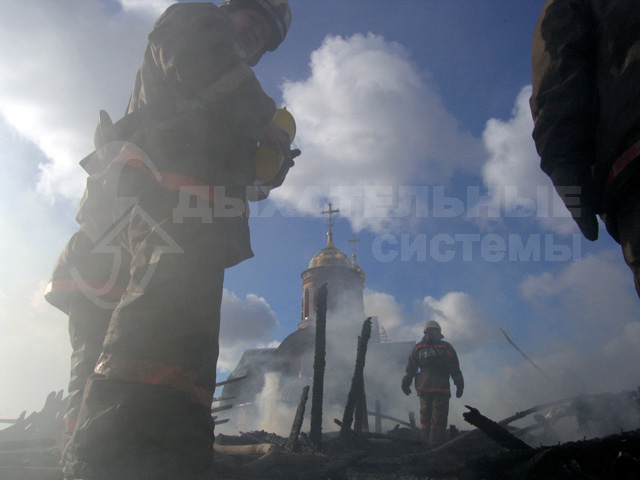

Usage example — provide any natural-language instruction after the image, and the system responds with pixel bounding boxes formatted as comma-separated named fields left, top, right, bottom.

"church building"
left=221, top=205, right=414, bottom=434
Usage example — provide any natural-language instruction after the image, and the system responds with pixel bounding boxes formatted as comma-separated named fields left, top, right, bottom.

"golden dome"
left=352, top=257, right=366, bottom=282
left=308, top=233, right=352, bottom=269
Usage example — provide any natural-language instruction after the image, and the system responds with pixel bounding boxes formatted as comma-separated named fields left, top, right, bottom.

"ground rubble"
left=212, top=426, right=640, bottom=480
left=2, top=388, right=640, bottom=479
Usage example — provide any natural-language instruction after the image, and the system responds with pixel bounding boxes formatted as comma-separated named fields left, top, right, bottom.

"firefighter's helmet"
left=423, top=320, right=442, bottom=333
left=221, top=0, right=291, bottom=63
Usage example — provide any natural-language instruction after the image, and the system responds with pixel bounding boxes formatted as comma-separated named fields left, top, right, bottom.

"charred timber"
left=341, top=318, right=372, bottom=438
left=366, top=410, right=420, bottom=430
left=356, top=320, right=374, bottom=435
left=428, top=396, right=577, bottom=456
left=497, top=395, right=575, bottom=426
left=333, top=419, right=370, bottom=446
left=468, top=429, right=640, bottom=480
left=211, top=404, right=233, bottom=414
left=309, top=283, right=328, bottom=447
left=533, top=413, right=560, bottom=444
left=355, top=391, right=369, bottom=433
left=214, top=375, right=247, bottom=387
left=287, top=385, right=310, bottom=452
left=463, top=405, right=534, bottom=452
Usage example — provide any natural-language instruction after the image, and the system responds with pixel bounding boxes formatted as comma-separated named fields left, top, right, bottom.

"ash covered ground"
left=3, top=389, right=640, bottom=479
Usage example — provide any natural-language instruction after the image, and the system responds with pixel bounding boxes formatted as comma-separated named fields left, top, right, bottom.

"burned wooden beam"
left=429, top=396, right=577, bottom=455
left=333, top=419, right=370, bottom=446
left=355, top=391, right=369, bottom=433
left=309, top=283, right=328, bottom=448
left=408, top=411, right=416, bottom=429
left=214, top=375, right=247, bottom=387
left=213, top=442, right=277, bottom=456
left=0, top=438, right=55, bottom=452
left=366, top=410, right=420, bottom=430
left=287, top=385, right=310, bottom=452
left=533, top=413, right=560, bottom=444
left=497, top=396, right=575, bottom=426
left=467, top=429, right=640, bottom=480
left=212, top=396, right=235, bottom=403
left=0, top=411, right=25, bottom=424
left=211, top=404, right=233, bottom=414
left=463, top=405, right=534, bottom=451
left=342, top=318, right=372, bottom=438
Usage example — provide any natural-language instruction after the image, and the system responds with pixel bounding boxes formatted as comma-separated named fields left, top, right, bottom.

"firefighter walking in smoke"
left=402, top=321, right=464, bottom=447
left=44, top=1, right=297, bottom=479
left=530, top=0, right=640, bottom=300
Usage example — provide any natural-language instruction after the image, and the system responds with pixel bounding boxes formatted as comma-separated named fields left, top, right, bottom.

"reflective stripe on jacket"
left=46, top=3, right=282, bottom=313
left=95, top=353, right=214, bottom=407
left=404, top=337, right=463, bottom=398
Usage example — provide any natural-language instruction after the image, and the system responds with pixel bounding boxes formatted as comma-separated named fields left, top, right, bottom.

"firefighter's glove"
left=549, top=164, right=602, bottom=241
left=280, top=148, right=301, bottom=172
left=401, top=376, right=412, bottom=396
left=270, top=148, right=301, bottom=189
left=456, top=385, right=463, bottom=398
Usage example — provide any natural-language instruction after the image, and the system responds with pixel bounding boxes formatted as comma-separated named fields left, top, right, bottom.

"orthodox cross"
left=321, top=202, right=340, bottom=232
left=348, top=234, right=361, bottom=262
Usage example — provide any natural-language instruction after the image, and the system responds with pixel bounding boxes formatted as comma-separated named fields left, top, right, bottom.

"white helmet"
left=423, top=320, right=442, bottom=333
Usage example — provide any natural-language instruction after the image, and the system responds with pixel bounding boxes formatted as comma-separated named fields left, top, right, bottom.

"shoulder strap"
left=79, top=98, right=207, bottom=175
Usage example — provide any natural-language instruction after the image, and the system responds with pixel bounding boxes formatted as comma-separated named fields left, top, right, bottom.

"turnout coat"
left=46, top=2, right=286, bottom=314
left=531, top=0, right=640, bottom=235
left=403, top=336, right=464, bottom=398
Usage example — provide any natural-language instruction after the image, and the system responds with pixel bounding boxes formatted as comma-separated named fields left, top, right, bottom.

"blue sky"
left=1, top=0, right=639, bottom=430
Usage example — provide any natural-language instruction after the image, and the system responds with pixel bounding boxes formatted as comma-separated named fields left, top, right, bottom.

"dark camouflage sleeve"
left=530, top=0, right=597, bottom=177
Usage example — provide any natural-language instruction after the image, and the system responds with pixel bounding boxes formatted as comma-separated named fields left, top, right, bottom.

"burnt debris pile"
left=3, top=387, right=640, bottom=479
left=3, top=304, right=640, bottom=479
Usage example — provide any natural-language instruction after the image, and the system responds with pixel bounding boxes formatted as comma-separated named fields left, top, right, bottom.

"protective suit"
left=531, top=0, right=640, bottom=297
left=402, top=322, right=463, bottom=447
left=46, top=2, right=294, bottom=479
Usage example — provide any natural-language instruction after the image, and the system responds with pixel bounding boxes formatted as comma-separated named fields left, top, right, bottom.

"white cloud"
left=481, top=86, right=579, bottom=235
left=29, top=281, right=52, bottom=311
left=0, top=0, right=154, bottom=201
left=363, top=289, right=405, bottom=334
left=0, top=123, right=77, bottom=418
left=218, top=290, right=279, bottom=373
left=364, top=287, right=430, bottom=344
left=119, top=0, right=172, bottom=14
left=364, top=288, right=492, bottom=354
left=277, top=33, right=484, bottom=233
left=420, top=292, right=493, bottom=354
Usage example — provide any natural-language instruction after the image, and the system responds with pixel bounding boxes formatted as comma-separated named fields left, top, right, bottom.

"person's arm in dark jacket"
left=446, top=344, right=464, bottom=398
left=401, top=346, right=419, bottom=396
left=530, top=0, right=601, bottom=240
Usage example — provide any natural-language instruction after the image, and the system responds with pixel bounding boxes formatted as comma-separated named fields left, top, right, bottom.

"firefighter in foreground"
left=402, top=321, right=464, bottom=447
left=45, top=1, right=296, bottom=479
left=531, top=0, right=640, bottom=300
